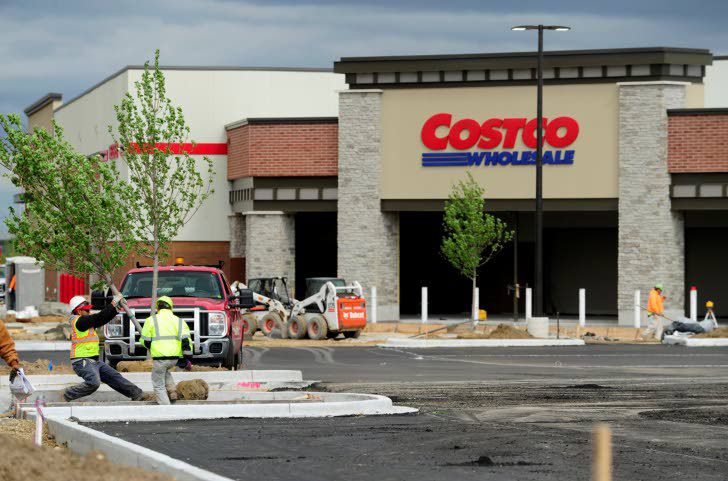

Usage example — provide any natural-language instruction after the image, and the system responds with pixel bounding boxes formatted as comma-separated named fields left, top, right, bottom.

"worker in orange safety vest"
left=644, top=283, right=666, bottom=339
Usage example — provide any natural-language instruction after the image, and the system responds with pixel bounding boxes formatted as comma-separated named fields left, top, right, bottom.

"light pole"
left=511, top=24, right=570, bottom=317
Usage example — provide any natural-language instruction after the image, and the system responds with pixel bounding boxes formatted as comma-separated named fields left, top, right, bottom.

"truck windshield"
left=121, top=271, right=223, bottom=299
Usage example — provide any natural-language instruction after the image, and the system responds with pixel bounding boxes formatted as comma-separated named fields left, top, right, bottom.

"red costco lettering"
left=421, top=113, right=579, bottom=150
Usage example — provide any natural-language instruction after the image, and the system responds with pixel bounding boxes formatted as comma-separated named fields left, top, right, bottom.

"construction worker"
left=644, top=283, right=666, bottom=339
left=7, top=274, right=16, bottom=310
left=1, top=316, right=22, bottom=412
left=141, top=296, right=191, bottom=405
left=63, top=295, right=144, bottom=402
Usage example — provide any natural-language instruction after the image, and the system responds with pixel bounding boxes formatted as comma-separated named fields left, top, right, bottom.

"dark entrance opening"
left=399, top=211, right=617, bottom=317
left=685, top=221, right=728, bottom=320
left=295, top=212, right=337, bottom=299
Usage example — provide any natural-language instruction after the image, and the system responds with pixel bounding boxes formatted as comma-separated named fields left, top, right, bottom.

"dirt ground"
left=0, top=419, right=58, bottom=447
left=4, top=315, right=67, bottom=324
left=694, top=326, right=728, bottom=338
left=116, top=360, right=227, bottom=372
left=0, top=430, right=175, bottom=481
left=0, top=358, right=75, bottom=375
left=456, top=324, right=534, bottom=340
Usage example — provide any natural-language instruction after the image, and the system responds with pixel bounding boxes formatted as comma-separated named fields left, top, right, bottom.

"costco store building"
left=27, top=48, right=728, bottom=323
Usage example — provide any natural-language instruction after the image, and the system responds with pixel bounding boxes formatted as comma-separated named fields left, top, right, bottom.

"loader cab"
left=247, top=277, right=293, bottom=306
left=305, top=277, right=347, bottom=298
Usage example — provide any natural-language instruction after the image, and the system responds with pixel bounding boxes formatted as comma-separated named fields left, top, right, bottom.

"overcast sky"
left=0, top=0, right=726, bottom=235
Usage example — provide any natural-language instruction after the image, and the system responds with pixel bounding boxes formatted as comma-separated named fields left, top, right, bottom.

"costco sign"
left=420, top=113, right=579, bottom=167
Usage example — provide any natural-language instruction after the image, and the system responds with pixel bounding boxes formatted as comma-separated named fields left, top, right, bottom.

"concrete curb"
left=663, top=336, right=728, bottom=347
left=0, top=370, right=303, bottom=388
left=47, top=418, right=233, bottom=481
left=378, top=338, right=586, bottom=348
left=24, top=392, right=418, bottom=421
left=14, top=341, right=71, bottom=351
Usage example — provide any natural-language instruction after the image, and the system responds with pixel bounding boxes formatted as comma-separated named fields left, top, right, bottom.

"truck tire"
left=344, top=330, right=362, bottom=339
left=306, top=315, right=328, bottom=340
left=287, top=316, right=307, bottom=339
left=224, top=339, right=242, bottom=370
left=260, top=312, right=283, bottom=336
left=242, top=314, right=258, bottom=337
left=234, top=345, right=244, bottom=370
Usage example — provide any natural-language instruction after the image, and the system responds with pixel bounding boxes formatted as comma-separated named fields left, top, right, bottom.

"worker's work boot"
left=168, top=390, right=178, bottom=402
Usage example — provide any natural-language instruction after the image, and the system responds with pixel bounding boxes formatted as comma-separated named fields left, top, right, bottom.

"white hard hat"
left=69, top=295, right=90, bottom=314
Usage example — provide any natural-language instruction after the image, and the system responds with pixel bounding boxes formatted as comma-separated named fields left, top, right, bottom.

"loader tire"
left=242, top=314, right=258, bottom=337
left=287, top=316, right=307, bottom=339
left=344, top=330, right=362, bottom=339
left=307, top=315, right=328, bottom=340
left=261, top=312, right=283, bottom=337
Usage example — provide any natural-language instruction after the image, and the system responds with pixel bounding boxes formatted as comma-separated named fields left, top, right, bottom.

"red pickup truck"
left=100, top=264, right=253, bottom=370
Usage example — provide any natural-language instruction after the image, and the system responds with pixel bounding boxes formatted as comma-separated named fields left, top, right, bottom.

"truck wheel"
left=307, top=315, right=328, bottom=340
left=222, top=338, right=240, bottom=371
left=234, top=345, right=244, bottom=370
left=260, top=312, right=283, bottom=336
left=287, top=316, right=307, bottom=339
left=242, top=314, right=258, bottom=337
left=344, top=330, right=362, bottom=339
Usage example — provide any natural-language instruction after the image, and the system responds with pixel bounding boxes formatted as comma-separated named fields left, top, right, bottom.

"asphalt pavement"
left=241, top=344, right=728, bottom=383
left=76, top=344, right=728, bottom=481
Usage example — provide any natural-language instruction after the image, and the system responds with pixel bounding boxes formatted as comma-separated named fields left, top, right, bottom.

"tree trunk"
left=151, top=241, right=159, bottom=320
left=107, top=280, right=143, bottom=334
left=472, top=270, right=477, bottom=321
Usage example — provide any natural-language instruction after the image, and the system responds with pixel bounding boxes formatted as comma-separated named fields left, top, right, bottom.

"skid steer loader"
left=286, top=278, right=367, bottom=340
left=232, top=277, right=293, bottom=337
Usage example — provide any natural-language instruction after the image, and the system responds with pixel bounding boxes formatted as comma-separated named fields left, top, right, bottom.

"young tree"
left=441, top=172, right=513, bottom=320
left=111, top=50, right=214, bottom=313
left=0, top=115, right=144, bottom=333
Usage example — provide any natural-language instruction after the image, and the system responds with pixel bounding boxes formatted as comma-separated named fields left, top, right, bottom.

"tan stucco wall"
left=27, top=100, right=62, bottom=133
left=380, top=83, right=620, bottom=199
left=684, top=82, right=705, bottom=108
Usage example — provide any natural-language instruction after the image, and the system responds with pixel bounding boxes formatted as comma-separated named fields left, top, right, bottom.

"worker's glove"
left=176, top=356, right=193, bottom=371
left=111, top=294, right=124, bottom=308
left=9, top=367, right=18, bottom=383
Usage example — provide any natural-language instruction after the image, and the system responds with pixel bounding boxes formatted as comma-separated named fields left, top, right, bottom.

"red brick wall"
left=668, top=114, right=728, bottom=172
left=227, top=124, right=250, bottom=179
left=227, top=120, right=338, bottom=179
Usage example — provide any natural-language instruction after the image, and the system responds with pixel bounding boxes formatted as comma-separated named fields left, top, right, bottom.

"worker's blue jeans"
left=63, top=358, right=143, bottom=401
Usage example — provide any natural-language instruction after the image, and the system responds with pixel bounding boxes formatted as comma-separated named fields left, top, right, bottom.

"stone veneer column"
left=618, top=82, right=687, bottom=325
left=244, top=211, right=295, bottom=295
left=228, top=213, right=246, bottom=259
left=337, top=90, right=400, bottom=321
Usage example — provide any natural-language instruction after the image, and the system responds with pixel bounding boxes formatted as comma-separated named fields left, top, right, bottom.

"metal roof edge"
left=667, top=108, right=728, bottom=116
left=56, top=66, right=337, bottom=114
left=225, top=116, right=338, bottom=131
left=23, top=92, right=62, bottom=116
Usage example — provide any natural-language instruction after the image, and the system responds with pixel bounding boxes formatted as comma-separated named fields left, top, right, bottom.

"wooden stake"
left=593, top=424, right=612, bottom=481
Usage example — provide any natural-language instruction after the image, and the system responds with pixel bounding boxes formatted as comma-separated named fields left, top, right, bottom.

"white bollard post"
left=579, top=288, right=586, bottom=327
left=472, top=287, right=480, bottom=323
left=34, top=408, right=43, bottom=446
left=421, top=286, right=428, bottom=324
left=370, top=287, right=377, bottom=324
left=690, top=286, right=697, bottom=322
left=525, top=287, right=532, bottom=320
left=634, top=290, right=640, bottom=328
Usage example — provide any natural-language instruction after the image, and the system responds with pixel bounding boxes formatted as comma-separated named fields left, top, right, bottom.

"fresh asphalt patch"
left=88, top=345, right=728, bottom=481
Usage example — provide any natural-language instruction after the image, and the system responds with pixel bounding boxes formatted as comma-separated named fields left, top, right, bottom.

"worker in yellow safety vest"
left=63, top=295, right=144, bottom=402
left=141, top=296, right=192, bottom=405
left=644, top=283, right=667, bottom=339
